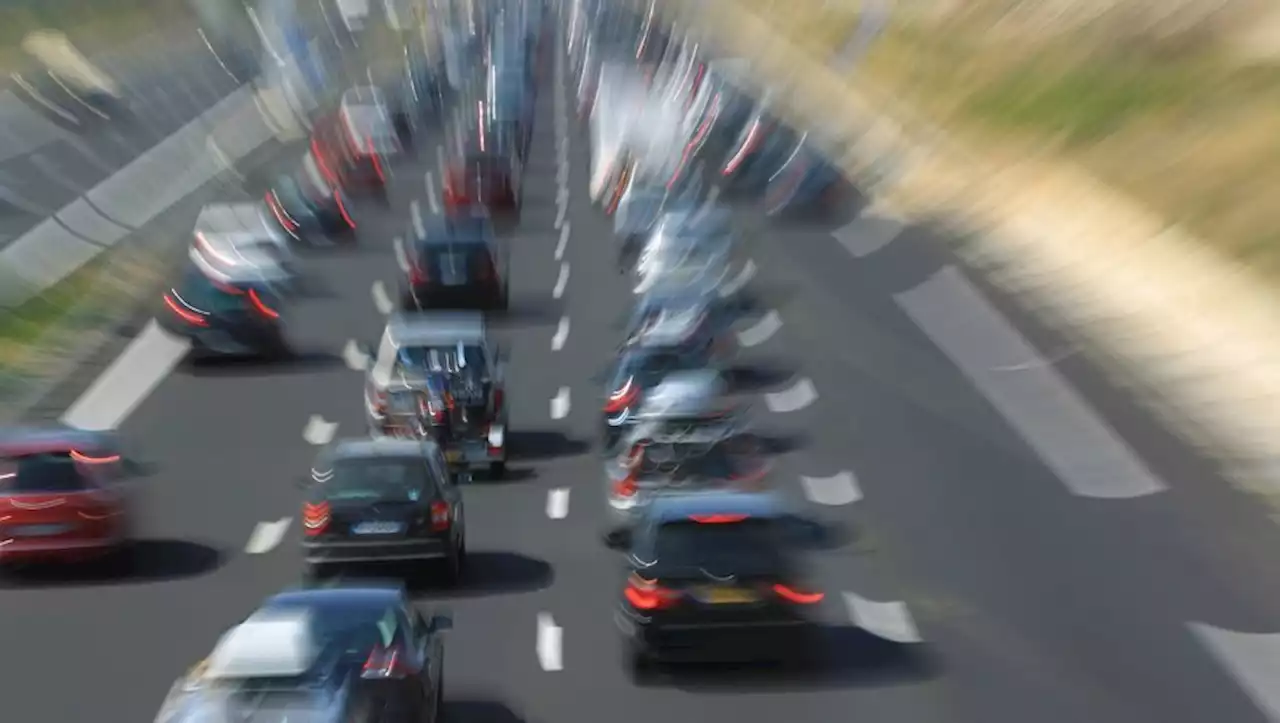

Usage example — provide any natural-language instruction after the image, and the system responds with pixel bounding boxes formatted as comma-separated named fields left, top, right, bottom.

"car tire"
left=488, top=461, right=506, bottom=479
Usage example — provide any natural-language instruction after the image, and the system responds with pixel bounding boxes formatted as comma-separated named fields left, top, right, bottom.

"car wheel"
left=488, top=461, right=506, bottom=479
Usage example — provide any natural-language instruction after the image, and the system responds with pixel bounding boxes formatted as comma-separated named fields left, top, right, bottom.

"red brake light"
left=248, top=289, right=279, bottom=319
left=612, top=469, right=638, bottom=498
left=163, top=293, right=208, bottom=326
left=362, top=645, right=413, bottom=679
left=70, top=450, right=121, bottom=465
left=310, top=139, right=338, bottom=184
left=303, top=501, right=330, bottom=536
left=624, top=573, right=680, bottom=610
left=492, top=389, right=504, bottom=412
left=430, top=501, right=451, bottom=532
left=366, top=136, right=385, bottom=182
left=266, top=191, right=299, bottom=232
left=368, top=387, right=387, bottom=414
left=772, top=584, right=825, bottom=605
left=689, top=514, right=749, bottom=524
left=603, top=377, right=639, bottom=413
left=334, top=190, right=356, bottom=229
left=410, top=263, right=429, bottom=285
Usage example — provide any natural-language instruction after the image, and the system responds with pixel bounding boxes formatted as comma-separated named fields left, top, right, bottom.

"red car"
left=310, top=102, right=398, bottom=194
left=442, top=151, right=521, bottom=219
left=0, top=427, right=134, bottom=570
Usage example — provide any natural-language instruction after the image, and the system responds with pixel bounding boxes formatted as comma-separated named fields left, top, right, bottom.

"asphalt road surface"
left=6, top=17, right=1280, bottom=723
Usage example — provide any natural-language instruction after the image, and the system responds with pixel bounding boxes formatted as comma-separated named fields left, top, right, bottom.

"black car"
left=266, top=152, right=359, bottom=242
left=610, top=490, right=824, bottom=675
left=300, top=437, right=469, bottom=584
left=400, top=214, right=509, bottom=311
left=155, top=584, right=450, bottom=723
left=158, top=264, right=290, bottom=358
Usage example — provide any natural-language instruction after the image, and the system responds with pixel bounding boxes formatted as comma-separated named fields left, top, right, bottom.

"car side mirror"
left=428, top=614, right=453, bottom=632
left=603, top=527, right=632, bottom=550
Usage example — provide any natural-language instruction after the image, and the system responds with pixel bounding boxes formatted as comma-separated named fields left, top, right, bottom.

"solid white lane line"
left=371, top=281, right=393, bottom=315
left=896, top=266, right=1167, bottom=499
left=392, top=236, right=409, bottom=272
left=546, top=488, right=570, bottom=519
left=61, top=320, right=190, bottom=431
left=800, top=471, right=862, bottom=505
left=245, top=517, right=292, bottom=554
left=736, top=310, right=782, bottom=347
left=764, top=378, right=818, bottom=413
left=719, top=259, right=756, bottom=298
left=536, top=613, right=564, bottom=671
left=410, top=199, right=425, bottom=240
left=552, top=262, right=570, bottom=299
left=1190, top=623, right=1280, bottom=723
left=844, top=592, right=922, bottom=644
left=835, top=207, right=905, bottom=258
left=342, top=339, right=371, bottom=371
left=555, top=222, right=569, bottom=260
left=303, top=415, right=338, bottom=446
left=550, top=387, right=571, bottom=420
left=424, top=173, right=441, bottom=215
left=551, top=316, right=570, bottom=351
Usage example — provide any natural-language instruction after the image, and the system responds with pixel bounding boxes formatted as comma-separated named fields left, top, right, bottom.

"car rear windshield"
left=399, top=344, right=486, bottom=374
left=422, top=245, right=494, bottom=285
left=647, top=517, right=786, bottom=574
left=0, top=452, right=91, bottom=493
left=312, top=458, right=433, bottom=503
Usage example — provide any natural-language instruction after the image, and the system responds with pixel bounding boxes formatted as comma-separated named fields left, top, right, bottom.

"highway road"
left=5, top=11, right=1280, bottom=723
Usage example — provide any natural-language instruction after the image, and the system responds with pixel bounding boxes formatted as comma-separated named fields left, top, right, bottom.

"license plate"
left=698, top=587, right=758, bottom=605
left=352, top=522, right=403, bottom=535
left=10, top=524, right=71, bottom=537
left=444, top=449, right=463, bottom=463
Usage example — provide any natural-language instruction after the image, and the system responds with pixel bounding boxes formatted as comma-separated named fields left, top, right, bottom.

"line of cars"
left=571, top=0, right=840, bottom=678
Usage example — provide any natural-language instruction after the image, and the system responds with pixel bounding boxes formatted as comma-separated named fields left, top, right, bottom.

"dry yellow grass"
left=734, top=0, right=1280, bottom=279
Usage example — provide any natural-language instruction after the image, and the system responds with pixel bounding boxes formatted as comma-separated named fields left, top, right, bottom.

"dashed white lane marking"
left=1190, top=623, right=1280, bottom=723
left=392, top=236, right=409, bottom=272
left=546, top=488, right=570, bottom=519
left=435, top=146, right=447, bottom=191
left=844, top=592, right=922, bottom=644
left=800, top=471, right=862, bottom=505
left=896, top=266, right=1167, bottom=499
left=552, top=262, right=570, bottom=299
left=371, top=281, right=393, bottom=315
left=835, top=208, right=905, bottom=258
left=61, top=320, right=190, bottom=431
left=550, top=387, right=571, bottom=420
left=719, top=259, right=756, bottom=298
left=537, top=612, right=564, bottom=671
left=555, top=190, right=568, bottom=229
left=424, top=173, right=441, bottom=215
left=245, top=518, right=293, bottom=554
left=342, top=339, right=371, bottom=371
left=737, top=310, right=782, bottom=347
left=764, top=378, right=818, bottom=413
left=551, top=316, right=570, bottom=351
left=410, top=199, right=425, bottom=240
left=555, top=222, right=569, bottom=260
left=303, top=415, right=339, bottom=446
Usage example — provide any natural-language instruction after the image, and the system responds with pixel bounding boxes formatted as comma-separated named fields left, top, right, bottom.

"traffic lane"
left=728, top=204, right=1279, bottom=723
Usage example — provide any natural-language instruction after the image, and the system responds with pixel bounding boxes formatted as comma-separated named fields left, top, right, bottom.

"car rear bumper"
left=303, top=538, right=448, bottom=565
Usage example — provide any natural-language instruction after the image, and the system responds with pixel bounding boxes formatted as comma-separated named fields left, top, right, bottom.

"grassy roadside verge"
left=733, top=0, right=1280, bottom=281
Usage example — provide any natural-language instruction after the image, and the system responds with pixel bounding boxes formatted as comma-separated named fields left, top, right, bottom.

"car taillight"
left=303, top=502, right=330, bottom=536
left=772, top=584, right=825, bottom=605
left=368, top=387, right=387, bottom=414
left=492, top=389, right=504, bottom=412
left=248, top=289, right=279, bottom=319
left=430, top=501, right=451, bottom=532
left=163, top=293, right=208, bottom=326
left=611, top=469, right=638, bottom=498
left=603, top=377, right=639, bottom=413
left=624, top=573, right=681, bottom=610
left=362, top=645, right=412, bottom=679
left=410, top=265, right=429, bottom=285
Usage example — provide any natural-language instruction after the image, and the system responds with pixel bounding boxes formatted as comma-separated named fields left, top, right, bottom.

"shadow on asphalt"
left=181, top=350, right=344, bottom=376
left=0, top=538, right=225, bottom=588
left=408, top=551, right=555, bottom=600
left=442, top=699, right=529, bottom=723
left=508, top=430, right=592, bottom=460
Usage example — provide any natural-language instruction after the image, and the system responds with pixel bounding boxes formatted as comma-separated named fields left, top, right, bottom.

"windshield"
left=312, top=458, right=430, bottom=502
left=0, top=453, right=92, bottom=494
left=646, top=517, right=786, bottom=574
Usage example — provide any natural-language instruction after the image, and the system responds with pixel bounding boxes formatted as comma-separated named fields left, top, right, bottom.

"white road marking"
left=552, top=262, right=570, bottom=299
left=800, top=471, right=862, bottom=505
left=424, top=172, right=440, bottom=215
left=551, top=316, right=570, bottom=351
left=342, top=339, right=371, bottom=371
left=536, top=612, right=564, bottom=671
left=1190, top=623, right=1280, bottom=723
left=736, top=310, right=782, bottom=347
left=896, top=266, right=1167, bottom=499
left=835, top=207, right=905, bottom=258
left=371, top=281, right=393, bottom=315
left=550, top=387, right=571, bottom=420
left=844, top=592, right=922, bottom=644
left=764, top=378, right=818, bottom=413
left=45, top=70, right=109, bottom=120
left=303, top=415, right=339, bottom=445
left=198, top=27, right=241, bottom=82
left=392, top=236, right=409, bottom=272
left=410, top=199, right=425, bottom=240
left=245, top=517, right=292, bottom=554
left=554, top=191, right=568, bottom=229
left=546, top=488, right=570, bottom=519
left=11, top=73, right=79, bottom=125
left=61, top=320, right=190, bottom=431
left=435, top=145, right=446, bottom=191
left=555, top=222, right=569, bottom=260
left=719, top=259, right=756, bottom=298
left=557, top=157, right=568, bottom=186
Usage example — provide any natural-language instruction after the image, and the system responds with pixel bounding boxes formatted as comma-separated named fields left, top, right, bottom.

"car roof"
left=635, top=370, right=725, bottom=417
left=195, top=202, right=280, bottom=242
left=323, top=436, right=439, bottom=462
left=264, top=584, right=404, bottom=609
left=205, top=610, right=319, bottom=679
left=646, top=489, right=786, bottom=524
left=387, top=312, right=486, bottom=347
